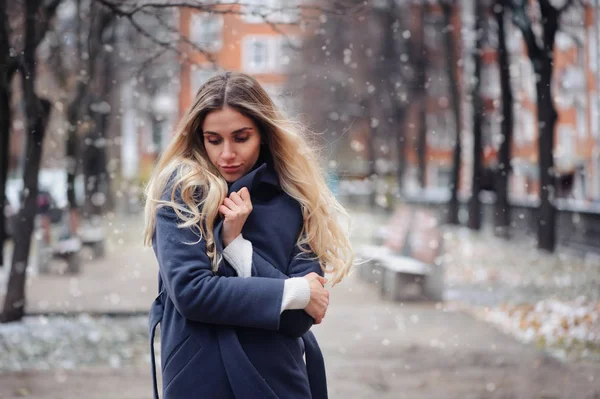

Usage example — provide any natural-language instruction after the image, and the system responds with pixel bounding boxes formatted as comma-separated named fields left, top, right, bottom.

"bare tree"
left=1, top=0, right=58, bottom=323
left=0, top=0, right=18, bottom=268
left=440, top=1, right=462, bottom=225
left=378, top=0, right=412, bottom=194
left=467, top=0, right=485, bottom=230
left=416, top=5, right=428, bottom=189
left=509, top=0, right=574, bottom=251
left=493, top=0, right=514, bottom=238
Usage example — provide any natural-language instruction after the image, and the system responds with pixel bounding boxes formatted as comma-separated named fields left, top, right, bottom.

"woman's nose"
left=221, top=142, right=235, bottom=160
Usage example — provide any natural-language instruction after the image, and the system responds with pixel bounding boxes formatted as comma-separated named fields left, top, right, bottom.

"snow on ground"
left=441, top=225, right=600, bottom=360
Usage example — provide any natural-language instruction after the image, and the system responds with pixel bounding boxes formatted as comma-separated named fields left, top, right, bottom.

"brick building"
left=401, top=1, right=600, bottom=205
left=173, top=1, right=600, bottom=207
left=177, top=2, right=300, bottom=118
left=466, top=1, right=600, bottom=203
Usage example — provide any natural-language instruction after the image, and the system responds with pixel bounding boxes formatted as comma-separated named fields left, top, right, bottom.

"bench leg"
left=92, top=241, right=105, bottom=258
left=66, top=252, right=81, bottom=274
left=358, top=261, right=383, bottom=284
left=423, top=266, right=444, bottom=302
left=380, top=269, right=426, bottom=302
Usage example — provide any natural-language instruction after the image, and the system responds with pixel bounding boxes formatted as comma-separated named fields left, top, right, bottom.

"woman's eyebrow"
left=231, top=127, right=253, bottom=134
left=202, top=127, right=253, bottom=136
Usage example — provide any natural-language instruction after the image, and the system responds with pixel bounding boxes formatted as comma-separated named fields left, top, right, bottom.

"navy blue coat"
left=149, top=156, right=328, bottom=399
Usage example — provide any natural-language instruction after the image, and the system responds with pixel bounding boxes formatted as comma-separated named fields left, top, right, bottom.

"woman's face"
left=202, top=106, right=262, bottom=183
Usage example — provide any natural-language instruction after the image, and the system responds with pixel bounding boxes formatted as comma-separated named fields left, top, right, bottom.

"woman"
left=144, top=71, right=354, bottom=399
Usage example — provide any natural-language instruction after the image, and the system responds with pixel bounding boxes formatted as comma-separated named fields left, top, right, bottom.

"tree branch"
left=510, top=0, right=543, bottom=63
left=34, top=0, right=63, bottom=48
left=92, top=0, right=364, bottom=18
left=139, top=8, right=218, bottom=66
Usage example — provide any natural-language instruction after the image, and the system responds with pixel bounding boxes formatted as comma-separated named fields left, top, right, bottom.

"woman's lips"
left=221, top=165, right=241, bottom=174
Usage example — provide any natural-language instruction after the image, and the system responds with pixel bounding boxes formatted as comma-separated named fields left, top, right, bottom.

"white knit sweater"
left=222, top=234, right=311, bottom=313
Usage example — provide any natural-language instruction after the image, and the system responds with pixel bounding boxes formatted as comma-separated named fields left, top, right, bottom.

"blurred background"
left=1, top=0, right=600, bottom=398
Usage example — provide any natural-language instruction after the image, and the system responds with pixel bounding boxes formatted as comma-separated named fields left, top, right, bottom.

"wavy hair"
left=143, top=71, right=353, bottom=285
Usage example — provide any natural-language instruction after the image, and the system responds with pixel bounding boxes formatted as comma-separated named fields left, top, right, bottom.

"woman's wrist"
left=281, top=278, right=311, bottom=313
left=222, top=234, right=253, bottom=278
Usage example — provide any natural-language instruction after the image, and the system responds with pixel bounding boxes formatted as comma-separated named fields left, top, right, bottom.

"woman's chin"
left=221, top=171, right=243, bottom=183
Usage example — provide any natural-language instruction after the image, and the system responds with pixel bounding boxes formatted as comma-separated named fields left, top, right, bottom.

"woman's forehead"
left=202, top=106, right=257, bottom=135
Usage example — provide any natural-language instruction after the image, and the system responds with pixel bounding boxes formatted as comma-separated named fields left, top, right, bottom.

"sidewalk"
left=1, top=271, right=599, bottom=398
left=0, top=210, right=599, bottom=398
left=0, top=213, right=158, bottom=314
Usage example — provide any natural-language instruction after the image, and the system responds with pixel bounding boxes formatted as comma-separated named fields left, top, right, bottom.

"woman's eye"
left=234, top=137, right=249, bottom=143
left=207, top=139, right=221, bottom=145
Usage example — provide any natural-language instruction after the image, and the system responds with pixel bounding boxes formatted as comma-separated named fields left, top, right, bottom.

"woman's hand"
left=302, top=272, right=329, bottom=324
left=219, top=187, right=253, bottom=247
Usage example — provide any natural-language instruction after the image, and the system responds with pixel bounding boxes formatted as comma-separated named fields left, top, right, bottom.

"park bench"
left=79, top=222, right=106, bottom=259
left=357, top=205, right=444, bottom=301
left=35, top=235, right=82, bottom=275
left=34, top=210, right=82, bottom=275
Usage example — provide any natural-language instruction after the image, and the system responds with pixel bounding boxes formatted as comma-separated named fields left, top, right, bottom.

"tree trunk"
left=442, top=2, right=462, bottom=225
left=510, top=2, right=561, bottom=252
left=83, top=12, right=116, bottom=217
left=395, top=106, right=408, bottom=195
left=0, top=0, right=16, bottom=268
left=417, top=101, right=427, bottom=189
left=83, top=120, right=108, bottom=216
left=0, top=79, right=9, bottom=268
left=536, top=63, right=557, bottom=251
left=493, top=0, right=514, bottom=238
left=416, top=5, right=428, bottom=189
left=65, top=82, right=87, bottom=235
left=1, top=0, right=51, bottom=323
left=65, top=0, right=85, bottom=232
left=363, top=99, right=378, bottom=209
left=467, top=0, right=484, bottom=230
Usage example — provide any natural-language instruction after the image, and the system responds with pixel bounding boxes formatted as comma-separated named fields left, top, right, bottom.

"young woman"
left=144, top=71, right=354, bottom=399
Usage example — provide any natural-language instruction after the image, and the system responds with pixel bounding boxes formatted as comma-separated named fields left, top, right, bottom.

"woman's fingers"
left=223, top=197, right=237, bottom=210
left=219, top=205, right=233, bottom=216
left=224, top=189, right=252, bottom=213
left=229, top=191, right=245, bottom=207
left=238, top=187, right=250, bottom=202
left=304, top=273, right=328, bottom=286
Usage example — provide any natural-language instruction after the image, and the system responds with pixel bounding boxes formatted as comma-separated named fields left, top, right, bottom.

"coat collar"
left=227, top=152, right=280, bottom=195
left=215, top=153, right=280, bottom=256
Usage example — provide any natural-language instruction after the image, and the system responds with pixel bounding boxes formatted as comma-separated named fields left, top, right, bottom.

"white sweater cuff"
left=281, top=278, right=311, bottom=313
left=222, top=234, right=253, bottom=278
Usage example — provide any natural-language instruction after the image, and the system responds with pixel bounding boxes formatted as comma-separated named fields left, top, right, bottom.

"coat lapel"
left=228, top=161, right=280, bottom=195
left=215, top=160, right=280, bottom=255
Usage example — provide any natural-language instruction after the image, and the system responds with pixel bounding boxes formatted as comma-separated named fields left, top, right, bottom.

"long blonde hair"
left=143, top=71, right=353, bottom=284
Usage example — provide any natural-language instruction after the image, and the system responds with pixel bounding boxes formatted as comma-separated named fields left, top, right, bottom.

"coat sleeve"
left=153, top=205, right=285, bottom=330
left=251, top=245, right=324, bottom=338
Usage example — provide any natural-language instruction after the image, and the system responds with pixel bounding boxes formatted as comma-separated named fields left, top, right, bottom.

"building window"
left=427, top=110, right=454, bottom=150
left=589, top=28, right=598, bottom=72
left=520, top=58, right=536, bottom=101
left=519, top=109, right=536, bottom=144
left=576, top=100, right=587, bottom=140
left=189, top=13, right=223, bottom=52
left=481, top=64, right=500, bottom=99
left=591, top=95, right=599, bottom=138
left=242, top=35, right=292, bottom=73
left=243, top=36, right=270, bottom=72
left=556, top=125, right=575, bottom=167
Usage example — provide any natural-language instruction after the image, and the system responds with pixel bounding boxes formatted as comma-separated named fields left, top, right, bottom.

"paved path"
left=1, top=214, right=158, bottom=314
left=0, top=211, right=599, bottom=398
left=1, top=271, right=599, bottom=398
